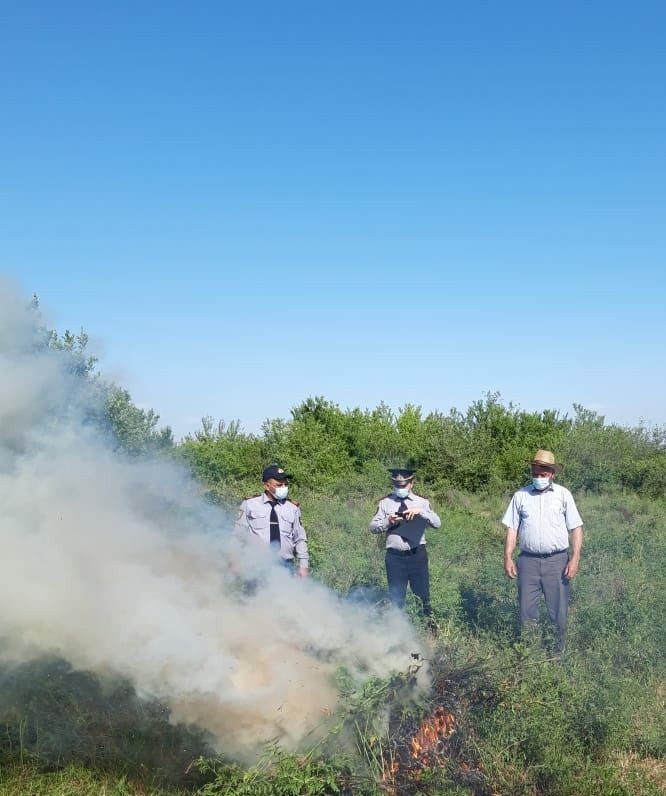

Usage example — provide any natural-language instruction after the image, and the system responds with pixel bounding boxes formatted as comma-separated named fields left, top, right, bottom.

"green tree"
left=104, top=386, right=173, bottom=456
left=31, top=294, right=173, bottom=456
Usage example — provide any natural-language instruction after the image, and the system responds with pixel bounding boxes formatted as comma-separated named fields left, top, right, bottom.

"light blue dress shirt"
left=502, top=482, right=583, bottom=554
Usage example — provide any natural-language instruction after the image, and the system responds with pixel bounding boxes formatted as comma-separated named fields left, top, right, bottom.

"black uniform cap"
left=389, top=468, right=416, bottom=482
left=262, top=464, right=292, bottom=482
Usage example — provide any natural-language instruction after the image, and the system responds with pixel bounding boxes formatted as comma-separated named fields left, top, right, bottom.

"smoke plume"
left=0, top=280, right=426, bottom=758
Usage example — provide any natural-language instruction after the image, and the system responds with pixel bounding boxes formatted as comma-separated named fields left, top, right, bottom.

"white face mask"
left=273, top=485, right=289, bottom=500
left=532, top=476, right=551, bottom=491
left=394, top=487, right=410, bottom=499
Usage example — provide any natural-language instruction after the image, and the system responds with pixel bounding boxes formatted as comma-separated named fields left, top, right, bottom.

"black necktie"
left=269, top=501, right=281, bottom=546
left=388, top=496, right=411, bottom=532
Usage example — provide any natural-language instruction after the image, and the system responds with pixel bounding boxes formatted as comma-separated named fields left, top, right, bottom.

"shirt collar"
left=530, top=483, right=555, bottom=494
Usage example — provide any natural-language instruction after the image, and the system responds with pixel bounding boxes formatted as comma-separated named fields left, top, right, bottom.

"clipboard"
left=389, top=515, right=428, bottom=547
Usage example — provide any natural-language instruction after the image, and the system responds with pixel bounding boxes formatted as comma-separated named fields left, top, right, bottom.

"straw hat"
left=527, top=449, right=562, bottom=472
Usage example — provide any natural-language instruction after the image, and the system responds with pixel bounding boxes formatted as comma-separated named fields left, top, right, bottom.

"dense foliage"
left=178, top=394, right=666, bottom=501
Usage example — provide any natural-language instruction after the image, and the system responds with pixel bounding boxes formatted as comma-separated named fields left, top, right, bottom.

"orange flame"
left=409, top=705, right=455, bottom=760
left=381, top=705, right=456, bottom=789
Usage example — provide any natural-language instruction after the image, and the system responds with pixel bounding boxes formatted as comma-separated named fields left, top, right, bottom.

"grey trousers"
left=517, top=550, right=569, bottom=651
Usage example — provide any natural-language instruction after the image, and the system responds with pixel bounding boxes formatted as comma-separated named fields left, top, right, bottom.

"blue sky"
left=2, top=1, right=665, bottom=439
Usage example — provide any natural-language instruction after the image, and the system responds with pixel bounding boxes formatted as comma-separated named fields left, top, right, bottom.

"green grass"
left=0, top=761, right=185, bottom=795
left=2, top=489, right=664, bottom=796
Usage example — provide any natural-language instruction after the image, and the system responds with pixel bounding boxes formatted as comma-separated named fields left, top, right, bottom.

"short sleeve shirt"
left=502, top=483, right=583, bottom=554
left=235, top=493, right=309, bottom=566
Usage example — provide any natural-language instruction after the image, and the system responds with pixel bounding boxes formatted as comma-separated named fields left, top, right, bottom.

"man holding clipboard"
left=370, top=468, right=441, bottom=618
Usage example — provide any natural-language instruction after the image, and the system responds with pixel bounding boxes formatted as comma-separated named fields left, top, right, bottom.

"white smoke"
left=0, top=279, right=426, bottom=758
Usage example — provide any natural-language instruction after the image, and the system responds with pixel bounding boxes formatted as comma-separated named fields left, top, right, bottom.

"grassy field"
left=0, top=762, right=183, bottom=796
left=2, top=489, right=664, bottom=795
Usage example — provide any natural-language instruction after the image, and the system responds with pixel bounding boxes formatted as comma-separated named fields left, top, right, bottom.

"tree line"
left=38, top=302, right=664, bottom=502
left=177, top=395, right=665, bottom=502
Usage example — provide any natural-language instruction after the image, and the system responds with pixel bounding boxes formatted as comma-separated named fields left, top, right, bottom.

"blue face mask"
left=273, top=485, right=289, bottom=500
left=394, top=487, right=410, bottom=499
left=532, top=476, right=551, bottom=491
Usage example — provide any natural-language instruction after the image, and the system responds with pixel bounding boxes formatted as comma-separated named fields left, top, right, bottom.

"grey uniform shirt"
left=234, top=493, right=309, bottom=568
left=502, top=483, right=583, bottom=554
left=370, top=492, right=441, bottom=550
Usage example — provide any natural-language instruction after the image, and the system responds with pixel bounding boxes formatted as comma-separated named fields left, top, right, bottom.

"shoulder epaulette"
left=243, top=493, right=262, bottom=500
left=288, top=498, right=300, bottom=507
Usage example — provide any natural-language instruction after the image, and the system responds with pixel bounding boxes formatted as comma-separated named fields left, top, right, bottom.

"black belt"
left=520, top=549, right=568, bottom=558
left=387, top=546, right=423, bottom=557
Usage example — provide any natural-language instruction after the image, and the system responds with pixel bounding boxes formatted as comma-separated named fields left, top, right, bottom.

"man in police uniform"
left=234, top=465, right=309, bottom=577
left=370, top=468, right=441, bottom=617
left=502, top=449, right=583, bottom=654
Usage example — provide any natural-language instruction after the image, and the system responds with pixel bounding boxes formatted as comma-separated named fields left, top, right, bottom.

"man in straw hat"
left=502, top=449, right=583, bottom=655
left=370, top=468, right=441, bottom=620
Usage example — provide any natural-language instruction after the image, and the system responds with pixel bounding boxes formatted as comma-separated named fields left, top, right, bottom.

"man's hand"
left=504, top=557, right=517, bottom=579
left=388, top=513, right=403, bottom=525
left=297, top=567, right=310, bottom=579
left=565, top=527, right=583, bottom=580
left=563, top=557, right=580, bottom=580
left=404, top=506, right=422, bottom=521
left=503, top=528, right=518, bottom=579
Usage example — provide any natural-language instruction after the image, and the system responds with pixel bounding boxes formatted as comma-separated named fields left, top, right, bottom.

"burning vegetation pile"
left=380, top=704, right=457, bottom=794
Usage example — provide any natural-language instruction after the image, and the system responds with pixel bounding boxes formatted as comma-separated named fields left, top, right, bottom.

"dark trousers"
left=385, top=545, right=432, bottom=616
left=517, top=550, right=569, bottom=652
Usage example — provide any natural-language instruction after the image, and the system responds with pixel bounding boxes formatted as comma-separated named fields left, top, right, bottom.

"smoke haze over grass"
left=0, top=280, right=425, bottom=758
